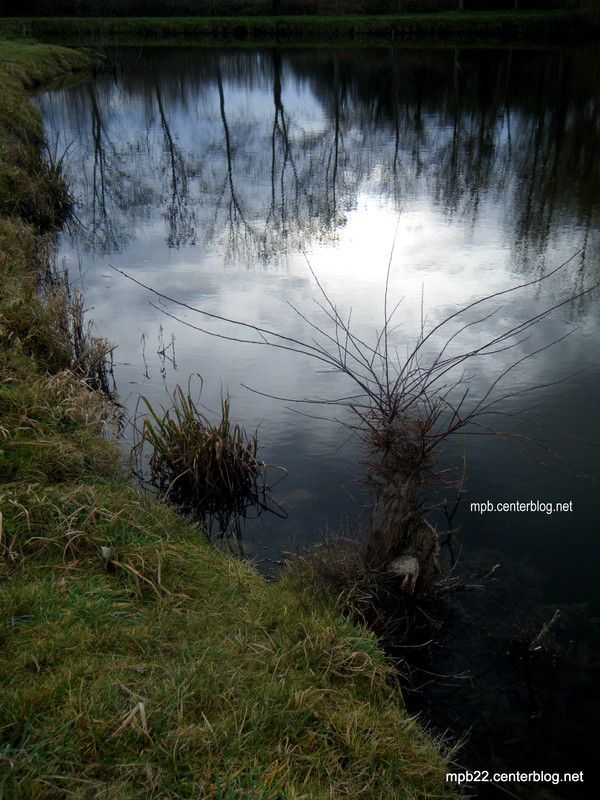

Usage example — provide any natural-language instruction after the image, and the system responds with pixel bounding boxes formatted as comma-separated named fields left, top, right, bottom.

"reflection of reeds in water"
left=139, top=382, right=274, bottom=543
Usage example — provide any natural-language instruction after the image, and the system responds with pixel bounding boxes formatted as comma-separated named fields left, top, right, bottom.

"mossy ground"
left=0, top=42, right=456, bottom=798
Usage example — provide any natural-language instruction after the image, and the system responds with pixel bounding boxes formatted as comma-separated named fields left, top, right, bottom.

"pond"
left=37, top=45, right=600, bottom=797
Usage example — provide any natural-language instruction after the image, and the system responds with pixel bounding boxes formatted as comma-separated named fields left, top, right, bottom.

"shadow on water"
left=36, top=44, right=600, bottom=797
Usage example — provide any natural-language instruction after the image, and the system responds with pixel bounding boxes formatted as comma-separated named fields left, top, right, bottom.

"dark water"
left=37, top=46, right=600, bottom=798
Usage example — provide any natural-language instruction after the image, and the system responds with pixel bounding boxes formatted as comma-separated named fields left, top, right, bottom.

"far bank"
left=1, top=10, right=599, bottom=47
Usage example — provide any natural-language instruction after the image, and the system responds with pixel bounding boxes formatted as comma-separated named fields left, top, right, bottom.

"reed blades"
left=138, top=382, right=273, bottom=541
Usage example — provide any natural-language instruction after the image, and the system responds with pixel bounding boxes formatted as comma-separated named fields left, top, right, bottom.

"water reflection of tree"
left=214, top=58, right=262, bottom=262
left=88, top=83, right=124, bottom=252
left=42, top=46, right=599, bottom=283
left=155, top=87, right=196, bottom=249
left=207, top=52, right=362, bottom=265
left=266, top=50, right=299, bottom=242
left=77, top=83, right=158, bottom=253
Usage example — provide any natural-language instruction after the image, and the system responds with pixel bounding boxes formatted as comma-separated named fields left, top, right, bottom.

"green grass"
left=0, top=40, right=92, bottom=87
left=0, top=43, right=94, bottom=225
left=0, top=40, right=456, bottom=799
left=0, top=10, right=594, bottom=45
left=0, top=483, right=455, bottom=799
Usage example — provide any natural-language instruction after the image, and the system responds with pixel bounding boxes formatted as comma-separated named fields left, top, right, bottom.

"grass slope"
left=0, top=41, right=455, bottom=800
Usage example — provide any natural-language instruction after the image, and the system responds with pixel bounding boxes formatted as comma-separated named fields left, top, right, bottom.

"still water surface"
left=38, top=46, right=600, bottom=796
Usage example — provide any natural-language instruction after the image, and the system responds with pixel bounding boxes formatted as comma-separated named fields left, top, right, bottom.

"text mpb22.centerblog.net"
left=446, top=770, right=584, bottom=786
left=470, top=500, right=573, bottom=515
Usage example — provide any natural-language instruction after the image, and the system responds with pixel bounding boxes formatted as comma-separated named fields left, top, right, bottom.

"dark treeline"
left=0, top=0, right=583, bottom=18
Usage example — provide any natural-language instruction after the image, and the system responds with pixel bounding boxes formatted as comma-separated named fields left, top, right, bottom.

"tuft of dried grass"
left=0, top=483, right=178, bottom=603
left=1, top=268, right=115, bottom=395
left=42, top=274, right=116, bottom=393
left=139, top=383, right=270, bottom=537
left=31, top=369, right=117, bottom=432
left=1, top=483, right=122, bottom=563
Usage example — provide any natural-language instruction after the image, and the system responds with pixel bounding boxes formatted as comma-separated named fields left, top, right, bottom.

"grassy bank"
left=0, top=41, right=456, bottom=799
left=1, top=10, right=596, bottom=46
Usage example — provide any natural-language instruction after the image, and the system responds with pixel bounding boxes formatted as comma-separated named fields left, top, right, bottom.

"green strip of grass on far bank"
left=1, top=10, right=597, bottom=45
left=0, top=40, right=456, bottom=800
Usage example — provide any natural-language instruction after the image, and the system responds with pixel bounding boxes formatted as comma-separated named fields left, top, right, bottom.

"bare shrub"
left=112, top=247, right=598, bottom=594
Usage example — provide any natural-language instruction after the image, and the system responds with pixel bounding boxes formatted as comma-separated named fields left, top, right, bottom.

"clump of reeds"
left=139, top=383, right=269, bottom=538
left=43, top=276, right=115, bottom=394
